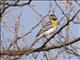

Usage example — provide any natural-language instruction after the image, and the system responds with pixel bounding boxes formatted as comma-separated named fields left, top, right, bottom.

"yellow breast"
left=51, top=20, right=59, bottom=26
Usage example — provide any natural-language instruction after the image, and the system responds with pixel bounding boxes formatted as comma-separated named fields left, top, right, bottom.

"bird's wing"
left=35, top=23, right=53, bottom=37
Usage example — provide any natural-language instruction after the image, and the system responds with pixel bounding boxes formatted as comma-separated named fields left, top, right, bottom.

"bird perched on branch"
left=29, top=14, right=59, bottom=49
left=36, top=14, right=59, bottom=39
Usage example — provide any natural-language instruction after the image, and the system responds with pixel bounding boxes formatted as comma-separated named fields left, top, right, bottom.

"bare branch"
left=0, top=0, right=32, bottom=18
left=0, top=37, right=80, bottom=56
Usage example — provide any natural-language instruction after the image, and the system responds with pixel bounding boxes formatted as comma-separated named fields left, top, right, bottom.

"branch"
left=1, top=0, right=32, bottom=6
left=0, top=37, right=80, bottom=56
left=0, top=0, right=32, bottom=17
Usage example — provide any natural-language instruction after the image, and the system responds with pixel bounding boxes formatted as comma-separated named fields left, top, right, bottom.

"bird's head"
left=49, top=14, right=57, bottom=20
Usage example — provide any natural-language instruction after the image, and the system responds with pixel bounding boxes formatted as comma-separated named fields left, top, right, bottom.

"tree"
left=0, top=0, right=80, bottom=60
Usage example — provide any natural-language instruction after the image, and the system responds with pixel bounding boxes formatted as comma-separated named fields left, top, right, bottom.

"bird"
left=36, top=14, right=59, bottom=39
left=28, top=14, right=59, bottom=49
